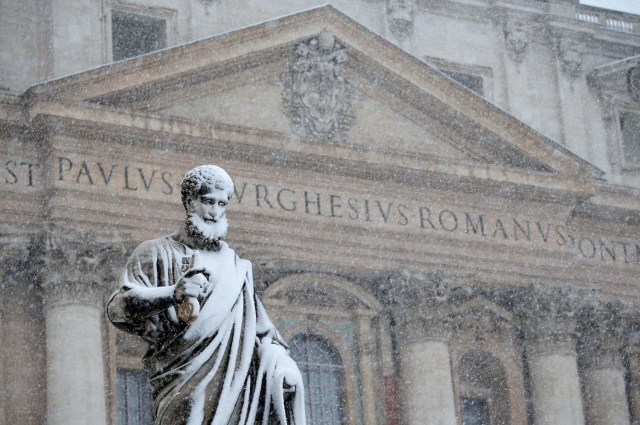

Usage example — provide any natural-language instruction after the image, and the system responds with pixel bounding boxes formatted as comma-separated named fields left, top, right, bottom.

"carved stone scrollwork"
left=386, top=0, right=416, bottom=41
left=450, top=298, right=515, bottom=343
left=510, top=284, right=582, bottom=355
left=578, top=301, right=627, bottom=369
left=0, top=234, right=48, bottom=304
left=281, top=31, right=355, bottom=142
left=386, top=270, right=453, bottom=341
left=42, top=229, right=128, bottom=309
left=504, top=18, right=531, bottom=66
left=556, top=37, right=585, bottom=80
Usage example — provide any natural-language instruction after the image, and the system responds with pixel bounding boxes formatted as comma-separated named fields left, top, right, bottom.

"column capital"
left=387, top=270, right=453, bottom=342
left=42, top=228, right=128, bottom=309
left=449, top=295, right=517, bottom=343
left=1, top=234, right=46, bottom=289
left=511, top=284, right=583, bottom=355
left=578, top=301, right=627, bottom=369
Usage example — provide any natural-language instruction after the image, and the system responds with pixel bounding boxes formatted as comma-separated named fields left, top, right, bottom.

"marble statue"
left=107, top=165, right=306, bottom=425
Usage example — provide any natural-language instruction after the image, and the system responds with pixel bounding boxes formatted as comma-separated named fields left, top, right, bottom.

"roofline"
left=23, top=3, right=604, bottom=179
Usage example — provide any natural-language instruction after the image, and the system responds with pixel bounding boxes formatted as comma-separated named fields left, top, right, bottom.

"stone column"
left=517, top=287, right=586, bottom=425
left=578, top=303, right=631, bottom=425
left=43, top=232, right=123, bottom=425
left=44, top=285, right=107, bottom=425
left=527, top=342, right=585, bottom=425
left=391, top=271, right=457, bottom=425
left=399, top=336, right=456, bottom=425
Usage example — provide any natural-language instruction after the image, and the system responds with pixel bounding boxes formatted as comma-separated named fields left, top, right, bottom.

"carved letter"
left=599, top=240, right=616, bottom=262
left=438, top=210, right=458, bottom=232
left=5, top=160, right=17, bottom=184
left=578, top=237, right=596, bottom=258
left=513, top=219, right=531, bottom=241
left=235, top=182, right=248, bottom=204
left=376, top=201, right=393, bottom=223
left=255, top=185, right=275, bottom=209
left=492, top=219, right=509, bottom=239
left=76, top=161, right=94, bottom=185
left=536, top=222, right=551, bottom=242
left=465, top=213, right=485, bottom=235
left=419, top=206, right=437, bottom=230
left=161, top=171, right=173, bottom=195
left=19, top=162, right=39, bottom=187
left=397, top=204, right=409, bottom=226
left=304, top=191, right=321, bottom=215
left=58, top=157, right=73, bottom=181
left=347, top=197, right=359, bottom=220
left=124, top=166, right=138, bottom=190
left=97, top=163, right=117, bottom=186
left=277, top=188, right=297, bottom=212
left=330, top=195, right=343, bottom=218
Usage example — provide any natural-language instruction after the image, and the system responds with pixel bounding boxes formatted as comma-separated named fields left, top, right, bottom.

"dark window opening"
left=441, top=70, right=484, bottom=96
left=620, top=110, right=640, bottom=165
left=290, top=334, right=345, bottom=425
left=117, top=369, right=153, bottom=425
left=112, top=11, right=166, bottom=61
left=462, top=397, right=490, bottom=425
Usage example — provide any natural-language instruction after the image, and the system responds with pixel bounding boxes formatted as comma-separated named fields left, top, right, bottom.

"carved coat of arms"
left=281, top=31, right=355, bottom=142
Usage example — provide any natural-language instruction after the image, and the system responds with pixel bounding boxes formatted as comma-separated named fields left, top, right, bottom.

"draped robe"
left=108, top=235, right=305, bottom=425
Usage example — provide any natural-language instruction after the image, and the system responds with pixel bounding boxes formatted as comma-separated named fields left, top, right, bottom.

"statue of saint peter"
left=108, top=165, right=305, bottom=425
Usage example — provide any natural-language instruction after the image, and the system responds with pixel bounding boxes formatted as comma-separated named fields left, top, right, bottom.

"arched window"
left=289, top=334, right=345, bottom=425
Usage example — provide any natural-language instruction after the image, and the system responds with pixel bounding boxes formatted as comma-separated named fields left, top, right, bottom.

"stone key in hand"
left=178, top=254, right=201, bottom=323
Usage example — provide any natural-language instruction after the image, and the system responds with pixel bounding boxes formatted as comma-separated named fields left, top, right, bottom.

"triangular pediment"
left=26, top=5, right=603, bottom=194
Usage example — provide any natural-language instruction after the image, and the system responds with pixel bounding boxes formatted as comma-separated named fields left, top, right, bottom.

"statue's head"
left=181, top=165, right=235, bottom=247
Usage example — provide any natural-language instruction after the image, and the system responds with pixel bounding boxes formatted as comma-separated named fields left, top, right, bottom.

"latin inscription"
left=234, top=182, right=640, bottom=265
left=4, top=159, right=40, bottom=186
left=3, top=156, right=640, bottom=266
left=56, top=156, right=174, bottom=194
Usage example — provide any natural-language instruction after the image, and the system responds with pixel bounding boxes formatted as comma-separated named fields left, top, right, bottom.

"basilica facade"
left=2, top=1, right=640, bottom=425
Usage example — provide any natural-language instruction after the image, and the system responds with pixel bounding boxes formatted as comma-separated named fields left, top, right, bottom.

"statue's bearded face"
left=186, top=188, right=229, bottom=247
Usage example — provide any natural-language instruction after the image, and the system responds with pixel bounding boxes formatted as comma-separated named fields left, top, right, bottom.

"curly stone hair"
left=181, top=165, right=235, bottom=211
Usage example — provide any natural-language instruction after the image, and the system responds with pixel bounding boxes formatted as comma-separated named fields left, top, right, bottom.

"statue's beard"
left=186, top=213, right=228, bottom=249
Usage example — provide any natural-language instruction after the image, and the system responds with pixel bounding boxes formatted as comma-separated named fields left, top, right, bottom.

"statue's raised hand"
left=174, top=268, right=209, bottom=302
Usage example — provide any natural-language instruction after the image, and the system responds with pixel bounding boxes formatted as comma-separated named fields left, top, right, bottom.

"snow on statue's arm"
left=107, top=240, right=207, bottom=334
left=106, top=241, right=177, bottom=335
